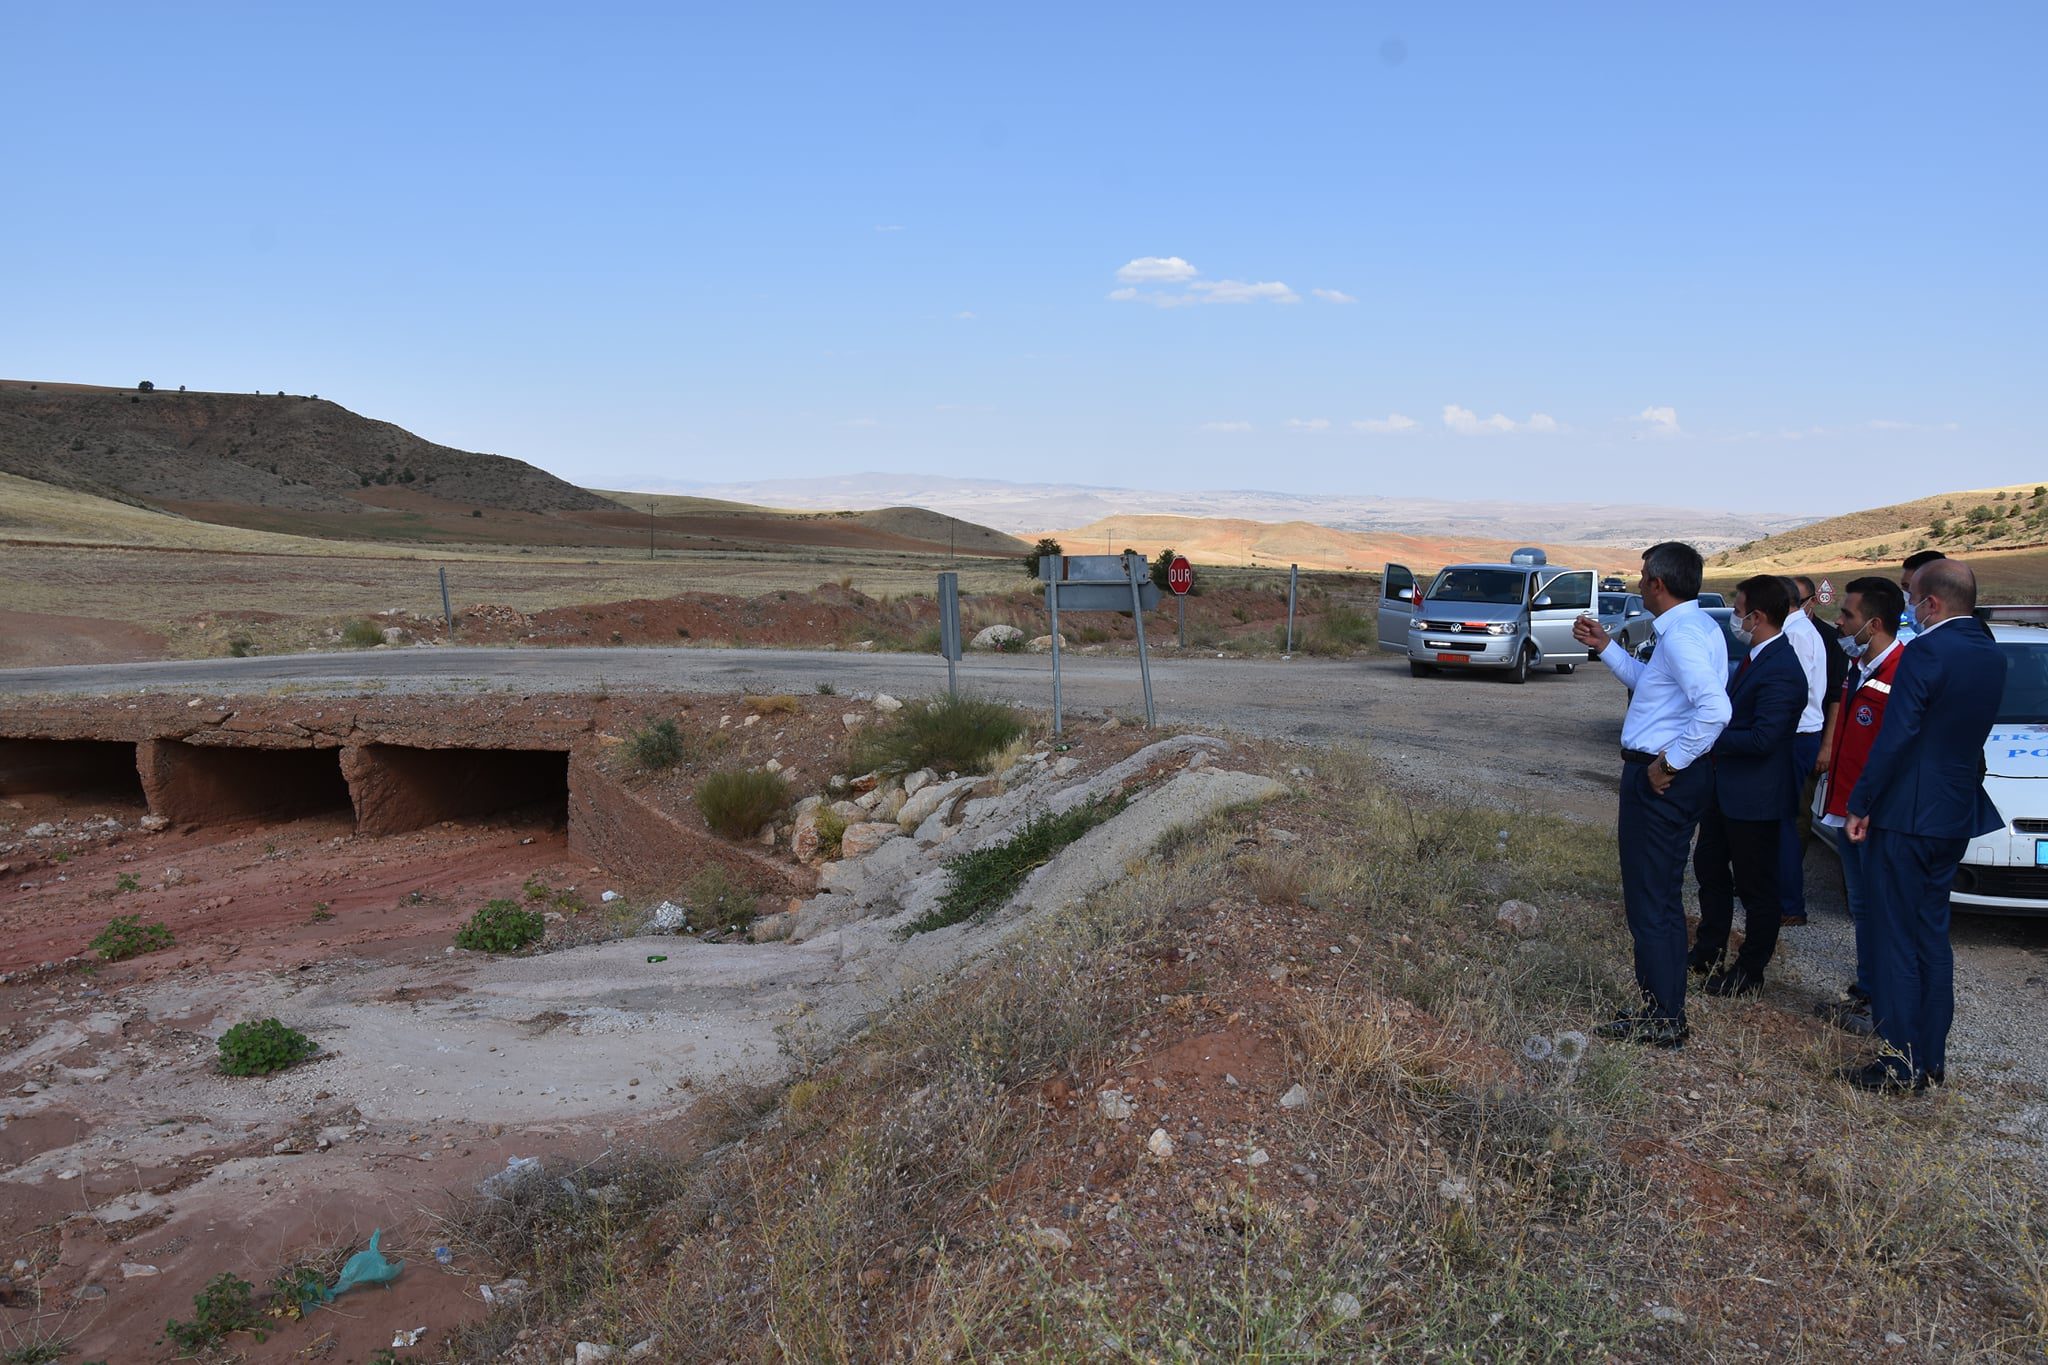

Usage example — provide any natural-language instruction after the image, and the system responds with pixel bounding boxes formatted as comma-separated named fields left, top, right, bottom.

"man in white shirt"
left=1776, top=577, right=1830, bottom=924
left=1573, top=542, right=1732, bottom=1048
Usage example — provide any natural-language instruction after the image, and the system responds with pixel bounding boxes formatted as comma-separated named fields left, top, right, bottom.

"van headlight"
left=1484, top=623, right=1512, bottom=636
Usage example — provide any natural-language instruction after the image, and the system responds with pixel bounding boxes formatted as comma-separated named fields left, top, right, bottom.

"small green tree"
left=1930, top=518, right=1948, bottom=536
left=137, top=379, right=154, bottom=392
left=1024, top=536, right=1063, bottom=579
left=1968, top=505, right=1995, bottom=525
left=1150, top=547, right=1178, bottom=593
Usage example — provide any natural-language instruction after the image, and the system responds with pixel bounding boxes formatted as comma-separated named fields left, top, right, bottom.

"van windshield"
left=1997, top=642, right=2048, bottom=724
left=1426, top=569, right=1526, bottom=605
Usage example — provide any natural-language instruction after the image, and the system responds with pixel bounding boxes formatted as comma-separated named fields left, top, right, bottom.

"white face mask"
left=1838, top=620, right=1873, bottom=660
left=1730, top=611, right=1756, bottom=647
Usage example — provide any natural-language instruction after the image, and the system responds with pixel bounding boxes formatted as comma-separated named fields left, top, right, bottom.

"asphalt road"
left=0, top=644, right=1628, bottom=817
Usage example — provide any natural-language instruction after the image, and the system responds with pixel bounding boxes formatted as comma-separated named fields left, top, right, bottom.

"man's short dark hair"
left=1903, top=549, right=1947, bottom=574
left=1793, top=574, right=1816, bottom=599
left=1640, top=541, right=1703, bottom=602
left=1737, top=574, right=1792, bottom=627
left=1917, top=558, right=1978, bottom=613
left=1845, top=575, right=1904, bottom=633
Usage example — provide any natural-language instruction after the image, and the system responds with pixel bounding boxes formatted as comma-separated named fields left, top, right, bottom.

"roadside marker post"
left=1817, top=578, right=1834, bottom=607
left=439, top=566, right=455, bottom=635
left=1039, top=553, right=1163, bottom=735
left=1285, top=563, right=1299, bottom=653
left=1167, top=554, right=1193, bottom=648
left=937, top=572, right=963, bottom=697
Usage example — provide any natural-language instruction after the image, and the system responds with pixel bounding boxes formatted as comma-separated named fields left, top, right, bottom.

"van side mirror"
left=1532, top=595, right=1554, bottom=608
left=1626, top=608, right=1644, bottom=618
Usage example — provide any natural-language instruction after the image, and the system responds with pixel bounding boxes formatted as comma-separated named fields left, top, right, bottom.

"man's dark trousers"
left=1617, top=760, right=1712, bottom=1021
left=1692, top=800, right=1782, bottom=974
left=1780, top=732, right=1822, bottom=917
left=1867, top=829, right=1966, bottom=1078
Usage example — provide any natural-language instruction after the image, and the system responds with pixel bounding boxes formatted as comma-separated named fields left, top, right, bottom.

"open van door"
left=1529, top=569, right=1594, bottom=667
left=1378, top=563, right=1416, bottom=654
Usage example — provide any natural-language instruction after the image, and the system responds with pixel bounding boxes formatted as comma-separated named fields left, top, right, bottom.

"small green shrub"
left=696, top=768, right=790, bottom=838
left=1302, top=604, right=1376, bottom=655
left=742, top=694, right=802, bottom=716
left=114, top=872, right=140, bottom=893
left=456, top=898, right=546, bottom=952
left=217, top=1019, right=318, bottom=1077
left=814, top=805, right=848, bottom=859
left=89, top=914, right=173, bottom=961
left=227, top=633, right=254, bottom=657
left=848, top=694, right=1027, bottom=775
left=267, top=1265, right=326, bottom=1321
left=163, top=1273, right=265, bottom=1351
left=684, top=866, right=758, bottom=932
left=626, top=718, right=685, bottom=770
left=339, top=618, right=384, bottom=648
left=905, top=795, right=1126, bottom=935
left=815, top=680, right=837, bottom=695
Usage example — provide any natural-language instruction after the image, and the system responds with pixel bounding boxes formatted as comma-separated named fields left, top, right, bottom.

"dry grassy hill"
left=1043, top=513, right=1637, bottom=576
left=593, top=490, right=1028, bottom=558
left=1712, top=482, right=2048, bottom=594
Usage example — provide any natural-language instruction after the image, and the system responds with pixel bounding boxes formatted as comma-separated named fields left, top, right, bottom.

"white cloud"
left=954, top=310, right=976, bottom=320
left=1352, top=413, right=1418, bottom=434
left=873, top=224, right=904, bottom=232
left=1285, top=417, right=1331, bottom=433
left=1116, top=255, right=1199, bottom=283
left=1199, top=420, right=1253, bottom=433
left=1110, top=257, right=1299, bottom=307
left=1311, top=288, right=1357, bottom=304
left=1190, top=278, right=1300, bottom=304
left=1632, top=405, right=1681, bottom=437
left=1443, top=404, right=1559, bottom=435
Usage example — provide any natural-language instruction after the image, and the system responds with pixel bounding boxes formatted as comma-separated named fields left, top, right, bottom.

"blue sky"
left=4, top=2, right=2040, bottom=515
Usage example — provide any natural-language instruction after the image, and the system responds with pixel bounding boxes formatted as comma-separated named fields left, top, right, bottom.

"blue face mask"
left=1838, top=620, right=1873, bottom=660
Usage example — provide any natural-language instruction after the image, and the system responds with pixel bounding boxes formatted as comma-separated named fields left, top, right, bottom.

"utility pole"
left=648, top=500, right=656, bottom=560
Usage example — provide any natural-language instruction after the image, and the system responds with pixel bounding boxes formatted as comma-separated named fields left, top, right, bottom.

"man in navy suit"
left=1690, top=575, right=1807, bottom=995
left=1844, top=559, right=2007, bottom=1091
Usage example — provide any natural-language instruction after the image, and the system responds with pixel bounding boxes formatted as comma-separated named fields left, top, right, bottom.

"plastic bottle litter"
left=433, top=1245, right=453, bottom=1265
left=646, top=955, right=668, bottom=963
left=478, top=1155, right=543, bottom=1199
left=322, top=1229, right=403, bottom=1301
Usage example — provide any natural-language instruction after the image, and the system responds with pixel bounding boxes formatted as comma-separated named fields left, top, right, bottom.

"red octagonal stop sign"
left=1167, top=555, right=1193, bottom=596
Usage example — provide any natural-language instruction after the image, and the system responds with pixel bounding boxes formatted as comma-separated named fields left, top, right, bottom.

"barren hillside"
left=1713, top=482, right=2048, bottom=575
left=1045, top=513, right=1637, bottom=575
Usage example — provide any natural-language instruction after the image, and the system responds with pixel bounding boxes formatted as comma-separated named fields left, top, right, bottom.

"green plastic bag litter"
left=322, top=1228, right=403, bottom=1301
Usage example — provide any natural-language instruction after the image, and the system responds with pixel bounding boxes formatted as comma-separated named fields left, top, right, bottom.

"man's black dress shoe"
left=1703, top=968, right=1763, bottom=997
left=1837, top=1060, right=1921, bottom=1093
left=1814, top=999, right=1875, bottom=1035
left=1596, top=1011, right=1689, bottom=1049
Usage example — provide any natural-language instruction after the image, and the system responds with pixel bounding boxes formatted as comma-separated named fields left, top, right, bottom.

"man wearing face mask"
left=1774, top=577, right=1830, bottom=926
left=1897, top=550, right=1946, bottom=643
left=1843, top=559, right=2005, bottom=1092
left=1688, top=575, right=1807, bottom=994
left=1814, top=577, right=1907, bottom=1035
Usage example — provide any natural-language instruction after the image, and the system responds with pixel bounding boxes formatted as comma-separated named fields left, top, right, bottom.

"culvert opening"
left=0, top=739, right=146, bottom=805
left=140, top=741, right=353, bottom=826
left=344, top=746, right=570, bottom=836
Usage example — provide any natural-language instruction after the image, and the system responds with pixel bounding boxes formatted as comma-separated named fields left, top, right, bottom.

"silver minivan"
left=1377, top=548, right=1596, bottom=683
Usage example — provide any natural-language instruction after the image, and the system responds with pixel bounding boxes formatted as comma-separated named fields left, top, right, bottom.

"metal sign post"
left=439, top=566, right=455, bottom=635
left=1286, top=563, right=1299, bottom=653
left=1167, top=554, right=1192, bottom=647
left=937, top=572, right=962, bottom=697
left=1040, top=552, right=1162, bottom=735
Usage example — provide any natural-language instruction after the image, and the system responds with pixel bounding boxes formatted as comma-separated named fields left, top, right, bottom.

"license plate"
left=1436, top=653, right=1466, bottom=664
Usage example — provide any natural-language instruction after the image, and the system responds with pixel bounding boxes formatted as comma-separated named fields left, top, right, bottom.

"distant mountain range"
left=677, top=473, right=1812, bottom=553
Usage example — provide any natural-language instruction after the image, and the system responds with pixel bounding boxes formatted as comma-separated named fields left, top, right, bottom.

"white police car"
left=1815, top=611, right=2048, bottom=914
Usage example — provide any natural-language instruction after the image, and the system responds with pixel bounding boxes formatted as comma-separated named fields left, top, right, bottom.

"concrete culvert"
left=138, top=740, right=353, bottom=826
left=342, top=745, right=570, bottom=836
left=0, top=738, right=145, bottom=804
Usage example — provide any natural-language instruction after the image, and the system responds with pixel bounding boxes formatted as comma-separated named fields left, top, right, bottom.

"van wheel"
left=1555, top=663, right=1576, bottom=674
left=1506, top=646, right=1531, bottom=684
left=1409, top=661, right=1434, bottom=677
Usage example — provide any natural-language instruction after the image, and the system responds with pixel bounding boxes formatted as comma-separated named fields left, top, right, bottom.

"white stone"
left=1025, top=1224, right=1072, bottom=1253
left=1495, top=899, right=1543, bottom=938
left=841, top=713, right=865, bottom=732
left=1052, top=756, right=1079, bottom=777
left=120, top=1262, right=160, bottom=1278
left=971, top=624, right=1025, bottom=650
left=1147, top=1128, right=1175, bottom=1159
left=1327, top=1291, right=1362, bottom=1321
left=1279, top=1083, right=1310, bottom=1110
left=873, top=693, right=903, bottom=713
left=577, top=1344, right=619, bottom=1364
left=764, top=758, right=783, bottom=773
left=1097, top=1089, right=1134, bottom=1121
left=25, top=824, right=55, bottom=839
left=903, top=769, right=934, bottom=796
left=649, top=901, right=688, bottom=931
left=139, top=815, right=170, bottom=833
left=1650, top=1305, right=1685, bottom=1326
left=601, top=890, right=621, bottom=903
left=839, top=822, right=901, bottom=859
left=1247, top=1148, right=1270, bottom=1168
left=1025, top=634, right=1069, bottom=653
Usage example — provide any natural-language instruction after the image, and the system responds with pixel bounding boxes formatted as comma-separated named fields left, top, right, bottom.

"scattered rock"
left=756, top=823, right=776, bottom=848
left=577, top=1343, right=619, bottom=1364
left=1052, top=756, right=1079, bottom=777
left=1327, top=1291, right=1362, bottom=1321
left=479, top=1277, right=529, bottom=1305
left=839, top=822, right=901, bottom=859
left=1025, top=1224, right=1073, bottom=1253
left=1247, top=1148, right=1270, bottom=1168
left=601, top=890, right=622, bottom=903
left=873, top=693, right=903, bottom=713
left=749, top=912, right=794, bottom=942
left=1438, top=1176, right=1474, bottom=1205
left=840, top=713, right=865, bottom=732
left=120, top=1262, right=160, bottom=1278
left=1279, top=1083, right=1310, bottom=1110
left=649, top=901, right=689, bottom=932
left=1885, top=1332, right=1907, bottom=1347
left=1025, top=634, right=1068, bottom=653
left=1650, top=1305, right=1686, bottom=1326
left=764, top=758, right=783, bottom=773
left=162, top=866, right=186, bottom=887
left=971, top=624, right=1025, bottom=650
left=1147, top=1128, right=1175, bottom=1159
left=1097, top=1089, right=1135, bottom=1121
left=139, top=814, right=169, bottom=833
left=24, top=824, right=55, bottom=839
left=1495, top=899, right=1543, bottom=938
left=903, top=769, right=934, bottom=796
